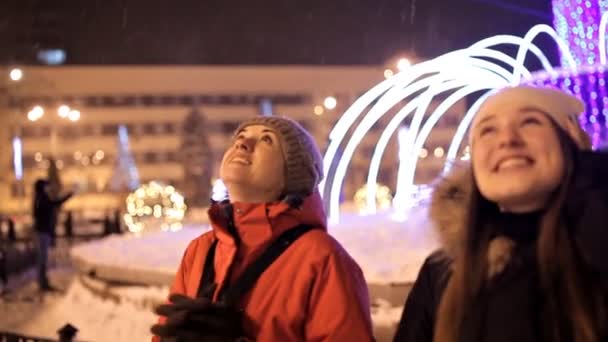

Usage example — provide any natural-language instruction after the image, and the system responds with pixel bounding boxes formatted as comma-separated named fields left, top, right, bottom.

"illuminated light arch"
left=322, top=11, right=608, bottom=224
left=512, top=24, right=578, bottom=84
left=600, top=13, right=608, bottom=64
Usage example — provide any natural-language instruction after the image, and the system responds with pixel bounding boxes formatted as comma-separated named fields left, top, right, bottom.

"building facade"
left=0, top=66, right=465, bottom=215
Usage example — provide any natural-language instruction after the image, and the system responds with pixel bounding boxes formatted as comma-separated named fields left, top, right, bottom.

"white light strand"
left=322, top=21, right=604, bottom=224
left=599, top=12, right=608, bottom=65
left=513, top=24, right=578, bottom=84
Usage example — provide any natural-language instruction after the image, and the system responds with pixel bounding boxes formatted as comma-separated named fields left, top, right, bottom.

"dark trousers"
left=36, top=232, right=52, bottom=288
left=0, top=246, right=6, bottom=287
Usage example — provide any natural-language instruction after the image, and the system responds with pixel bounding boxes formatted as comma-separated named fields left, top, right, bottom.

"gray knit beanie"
left=233, top=116, right=324, bottom=198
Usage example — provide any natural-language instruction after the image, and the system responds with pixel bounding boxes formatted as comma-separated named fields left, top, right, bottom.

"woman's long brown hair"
left=434, top=124, right=606, bottom=342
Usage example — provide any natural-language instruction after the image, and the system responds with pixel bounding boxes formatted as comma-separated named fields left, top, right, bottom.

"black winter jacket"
left=33, top=191, right=72, bottom=234
left=394, top=151, right=608, bottom=342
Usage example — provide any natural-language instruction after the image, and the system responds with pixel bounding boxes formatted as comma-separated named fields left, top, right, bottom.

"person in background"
left=0, top=215, right=6, bottom=294
left=32, top=179, right=72, bottom=291
left=6, top=217, right=16, bottom=243
left=152, top=116, right=374, bottom=341
left=63, top=211, right=74, bottom=247
left=394, top=86, right=608, bottom=342
left=113, top=209, right=122, bottom=234
left=102, top=212, right=113, bottom=236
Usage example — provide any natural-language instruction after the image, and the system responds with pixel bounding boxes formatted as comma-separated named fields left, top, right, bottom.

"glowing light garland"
left=321, top=10, right=608, bottom=224
left=124, top=181, right=187, bottom=233
left=552, top=0, right=608, bottom=66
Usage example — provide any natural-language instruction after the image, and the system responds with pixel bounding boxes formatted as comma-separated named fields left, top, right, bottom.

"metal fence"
left=0, top=331, right=57, bottom=341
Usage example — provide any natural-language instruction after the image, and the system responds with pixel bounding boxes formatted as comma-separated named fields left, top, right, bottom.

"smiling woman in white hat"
left=395, top=85, right=608, bottom=342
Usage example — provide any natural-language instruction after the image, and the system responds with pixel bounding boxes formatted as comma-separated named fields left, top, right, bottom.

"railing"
left=0, top=331, right=57, bottom=341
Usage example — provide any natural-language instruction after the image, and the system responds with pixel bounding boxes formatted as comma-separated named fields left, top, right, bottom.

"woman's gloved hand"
left=151, top=294, right=248, bottom=342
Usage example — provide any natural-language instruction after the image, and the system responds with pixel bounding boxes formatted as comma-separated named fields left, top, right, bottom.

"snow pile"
left=371, top=298, right=404, bottom=328
left=70, top=204, right=438, bottom=286
left=15, top=277, right=404, bottom=342
left=16, top=276, right=169, bottom=342
left=329, top=206, right=438, bottom=284
left=70, top=225, right=209, bottom=285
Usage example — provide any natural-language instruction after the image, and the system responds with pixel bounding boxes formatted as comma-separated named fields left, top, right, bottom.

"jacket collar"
left=207, top=191, right=327, bottom=249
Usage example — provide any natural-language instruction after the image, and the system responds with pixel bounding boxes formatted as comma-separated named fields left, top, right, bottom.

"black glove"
left=151, top=294, right=247, bottom=342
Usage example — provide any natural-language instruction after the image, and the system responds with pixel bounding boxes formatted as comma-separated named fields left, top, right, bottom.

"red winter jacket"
left=154, top=191, right=374, bottom=341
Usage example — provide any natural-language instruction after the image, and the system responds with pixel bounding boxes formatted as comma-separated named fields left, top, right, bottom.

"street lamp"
left=67, top=109, right=80, bottom=122
left=27, top=105, right=45, bottom=121
left=397, top=58, right=411, bottom=71
left=323, top=96, right=337, bottom=110
left=24, top=104, right=83, bottom=157
left=9, top=68, right=23, bottom=82
left=58, top=105, right=70, bottom=118
left=313, top=105, right=324, bottom=116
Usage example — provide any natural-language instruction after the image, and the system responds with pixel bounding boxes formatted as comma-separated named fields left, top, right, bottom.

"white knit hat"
left=470, top=85, right=591, bottom=149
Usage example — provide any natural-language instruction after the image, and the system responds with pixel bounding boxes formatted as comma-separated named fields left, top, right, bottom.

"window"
left=84, top=96, right=99, bottom=107
left=156, top=151, right=167, bottom=163
left=142, top=123, right=156, bottom=135
left=198, top=95, right=214, bottom=104
left=81, top=125, right=95, bottom=137
left=101, top=96, right=115, bottom=106
left=164, top=122, right=176, bottom=134
left=122, top=96, right=137, bottom=106
left=101, top=124, right=118, bottom=136
left=141, top=96, right=156, bottom=106
left=222, top=121, right=239, bottom=134
left=178, top=96, right=194, bottom=106
left=11, top=181, right=25, bottom=198
left=271, top=94, right=310, bottom=105
left=160, top=96, right=176, bottom=106
left=21, top=126, right=37, bottom=138
left=166, top=151, right=178, bottom=162
left=144, top=152, right=157, bottom=164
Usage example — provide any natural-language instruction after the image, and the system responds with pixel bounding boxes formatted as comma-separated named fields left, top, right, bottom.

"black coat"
left=394, top=151, right=608, bottom=342
left=33, top=191, right=72, bottom=234
left=393, top=250, right=450, bottom=342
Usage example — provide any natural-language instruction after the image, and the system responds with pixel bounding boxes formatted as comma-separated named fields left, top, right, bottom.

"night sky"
left=0, top=0, right=555, bottom=65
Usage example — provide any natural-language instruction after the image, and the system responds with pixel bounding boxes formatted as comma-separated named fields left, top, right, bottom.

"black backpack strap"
left=219, top=224, right=315, bottom=306
left=196, top=224, right=315, bottom=303
left=197, top=239, right=218, bottom=299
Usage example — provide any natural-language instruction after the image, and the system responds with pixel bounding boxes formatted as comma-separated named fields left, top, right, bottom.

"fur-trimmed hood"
left=429, top=162, right=516, bottom=278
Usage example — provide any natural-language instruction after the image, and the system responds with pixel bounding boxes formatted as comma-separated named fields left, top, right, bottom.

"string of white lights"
left=599, top=12, right=608, bottom=65
left=322, top=16, right=608, bottom=224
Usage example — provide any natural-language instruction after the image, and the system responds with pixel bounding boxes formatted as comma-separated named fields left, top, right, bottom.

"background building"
left=0, top=65, right=465, bottom=216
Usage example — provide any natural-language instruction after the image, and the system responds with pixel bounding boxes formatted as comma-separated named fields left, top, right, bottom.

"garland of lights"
left=354, top=183, right=392, bottom=214
left=321, top=10, right=608, bottom=224
left=124, top=181, right=187, bottom=233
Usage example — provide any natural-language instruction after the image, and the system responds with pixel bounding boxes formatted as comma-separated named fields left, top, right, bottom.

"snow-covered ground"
left=70, top=225, right=207, bottom=285
left=71, top=205, right=438, bottom=286
left=3, top=273, right=406, bottom=342
left=13, top=276, right=166, bottom=341
left=3, top=204, right=436, bottom=341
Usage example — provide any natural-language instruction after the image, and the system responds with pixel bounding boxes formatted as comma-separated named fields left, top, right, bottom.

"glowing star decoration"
left=124, top=181, right=187, bottom=233
left=320, top=10, right=608, bottom=224
left=354, top=183, right=393, bottom=215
